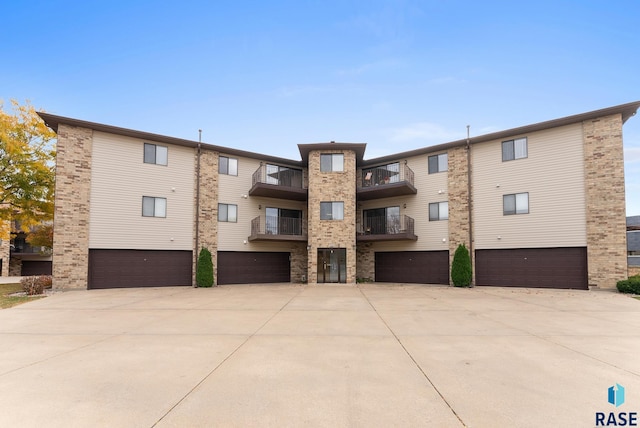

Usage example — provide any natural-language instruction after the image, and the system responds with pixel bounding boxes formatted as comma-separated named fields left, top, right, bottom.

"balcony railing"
left=357, top=163, right=417, bottom=201
left=249, top=215, right=307, bottom=242
left=249, top=165, right=307, bottom=201
left=357, top=214, right=417, bottom=242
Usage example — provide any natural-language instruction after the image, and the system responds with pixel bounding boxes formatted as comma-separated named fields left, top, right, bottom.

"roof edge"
left=362, top=100, right=640, bottom=166
left=37, top=112, right=304, bottom=167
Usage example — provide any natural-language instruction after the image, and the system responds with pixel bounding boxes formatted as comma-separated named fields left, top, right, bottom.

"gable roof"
left=39, top=101, right=640, bottom=168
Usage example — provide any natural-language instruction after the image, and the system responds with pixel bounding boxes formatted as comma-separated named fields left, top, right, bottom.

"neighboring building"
left=0, top=219, right=10, bottom=276
left=0, top=218, right=53, bottom=277
left=8, top=221, right=53, bottom=276
left=628, top=216, right=640, bottom=276
left=38, top=101, right=640, bottom=290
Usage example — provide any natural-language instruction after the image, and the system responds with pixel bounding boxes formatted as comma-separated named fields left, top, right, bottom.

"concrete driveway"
left=0, top=284, right=638, bottom=427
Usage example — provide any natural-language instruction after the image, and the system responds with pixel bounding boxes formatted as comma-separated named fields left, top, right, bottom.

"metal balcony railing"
left=359, top=214, right=415, bottom=236
left=252, top=165, right=304, bottom=189
left=250, top=215, right=304, bottom=238
left=361, top=163, right=414, bottom=188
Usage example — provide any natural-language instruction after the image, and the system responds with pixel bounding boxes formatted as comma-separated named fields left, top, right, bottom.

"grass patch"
left=0, top=283, right=46, bottom=309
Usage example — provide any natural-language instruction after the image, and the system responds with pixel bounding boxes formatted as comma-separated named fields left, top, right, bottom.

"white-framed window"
left=218, top=203, right=238, bottom=222
left=429, top=201, right=449, bottom=221
left=142, top=196, right=167, bottom=217
left=219, top=156, right=238, bottom=176
left=503, top=193, right=529, bottom=215
left=144, top=143, right=168, bottom=165
left=320, top=154, right=344, bottom=172
left=428, top=153, right=448, bottom=174
left=502, top=137, right=528, bottom=161
left=320, top=201, right=344, bottom=220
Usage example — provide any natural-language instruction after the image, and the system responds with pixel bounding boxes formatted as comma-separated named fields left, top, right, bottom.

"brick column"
left=447, top=145, right=472, bottom=285
left=307, top=149, right=357, bottom=284
left=583, top=114, right=627, bottom=288
left=0, top=220, right=9, bottom=276
left=194, top=149, right=219, bottom=285
left=52, top=125, right=93, bottom=289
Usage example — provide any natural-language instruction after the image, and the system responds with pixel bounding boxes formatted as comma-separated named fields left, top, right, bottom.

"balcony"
left=249, top=215, right=307, bottom=242
left=357, top=215, right=417, bottom=242
left=357, top=163, right=417, bottom=201
left=249, top=165, right=307, bottom=201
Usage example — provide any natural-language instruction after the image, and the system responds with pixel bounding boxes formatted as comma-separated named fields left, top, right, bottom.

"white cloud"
left=335, top=59, right=403, bottom=77
left=625, top=147, right=640, bottom=163
left=389, top=122, right=465, bottom=144
left=427, top=76, right=467, bottom=85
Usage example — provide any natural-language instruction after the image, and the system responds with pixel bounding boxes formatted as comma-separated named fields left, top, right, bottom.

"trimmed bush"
left=617, top=275, right=640, bottom=294
left=451, top=243, right=472, bottom=287
left=196, top=247, right=214, bottom=287
left=21, top=276, right=44, bottom=295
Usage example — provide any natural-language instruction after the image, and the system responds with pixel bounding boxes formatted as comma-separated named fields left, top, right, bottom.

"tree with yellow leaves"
left=0, top=100, right=56, bottom=228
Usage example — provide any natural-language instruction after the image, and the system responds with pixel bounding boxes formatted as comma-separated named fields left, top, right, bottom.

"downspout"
left=194, top=130, right=202, bottom=287
left=466, top=125, right=474, bottom=285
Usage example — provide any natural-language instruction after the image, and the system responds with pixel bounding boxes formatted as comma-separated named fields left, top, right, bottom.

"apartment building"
left=38, top=101, right=640, bottom=290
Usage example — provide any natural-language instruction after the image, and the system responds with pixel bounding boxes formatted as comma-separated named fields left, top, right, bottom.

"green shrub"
left=617, top=276, right=640, bottom=294
left=196, top=248, right=214, bottom=287
left=451, top=243, right=472, bottom=287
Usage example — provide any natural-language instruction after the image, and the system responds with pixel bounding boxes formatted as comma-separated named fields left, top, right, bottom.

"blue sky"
left=4, top=0, right=640, bottom=214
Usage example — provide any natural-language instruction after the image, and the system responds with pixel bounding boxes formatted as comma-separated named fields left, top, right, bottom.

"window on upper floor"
left=428, top=153, right=448, bottom=174
left=218, top=203, right=238, bottom=222
left=429, top=201, right=449, bottom=221
left=320, top=154, right=344, bottom=172
left=503, top=193, right=529, bottom=215
left=219, top=156, right=238, bottom=176
left=502, top=137, right=528, bottom=161
left=142, top=196, right=167, bottom=217
left=144, top=143, right=168, bottom=165
left=320, top=201, right=344, bottom=220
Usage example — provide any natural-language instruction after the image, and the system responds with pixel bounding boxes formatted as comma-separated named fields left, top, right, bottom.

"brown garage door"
left=88, top=249, right=192, bottom=289
left=21, top=261, right=53, bottom=276
left=217, top=251, right=290, bottom=285
left=475, top=247, right=588, bottom=289
left=375, top=251, right=449, bottom=284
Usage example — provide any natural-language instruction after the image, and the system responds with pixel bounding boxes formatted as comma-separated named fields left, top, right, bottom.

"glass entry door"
left=317, top=248, right=346, bottom=283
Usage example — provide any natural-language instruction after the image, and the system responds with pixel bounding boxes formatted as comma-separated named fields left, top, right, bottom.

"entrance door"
left=317, top=248, right=346, bottom=283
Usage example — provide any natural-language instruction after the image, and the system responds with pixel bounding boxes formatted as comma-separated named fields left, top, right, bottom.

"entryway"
left=317, top=248, right=346, bottom=283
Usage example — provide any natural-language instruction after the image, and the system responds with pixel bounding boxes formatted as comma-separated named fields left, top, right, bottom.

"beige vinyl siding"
left=472, top=123, right=587, bottom=249
left=358, top=153, right=449, bottom=252
left=217, top=155, right=307, bottom=251
left=89, top=132, right=194, bottom=250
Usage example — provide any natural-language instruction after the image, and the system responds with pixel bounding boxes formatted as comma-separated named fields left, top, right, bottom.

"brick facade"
left=356, top=242, right=374, bottom=281
left=583, top=114, right=627, bottom=289
left=194, top=149, right=219, bottom=285
left=52, top=125, right=93, bottom=289
left=447, top=145, right=472, bottom=285
left=0, top=220, right=9, bottom=276
left=629, top=265, right=640, bottom=277
left=307, top=149, right=357, bottom=284
left=290, top=243, right=308, bottom=283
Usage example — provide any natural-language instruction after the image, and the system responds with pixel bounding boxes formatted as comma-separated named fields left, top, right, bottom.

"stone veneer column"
left=0, top=220, right=9, bottom=276
left=447, top=145, right=473, bottom=285
left=583, top=114, right=627, bottom=288
left=307, top=149, right=357, bottom=284
left=290, top=243, right=308, bottom=283
left=194, top=149, right=219, bottom=285
left=52, top=124, right=93, bottom=289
